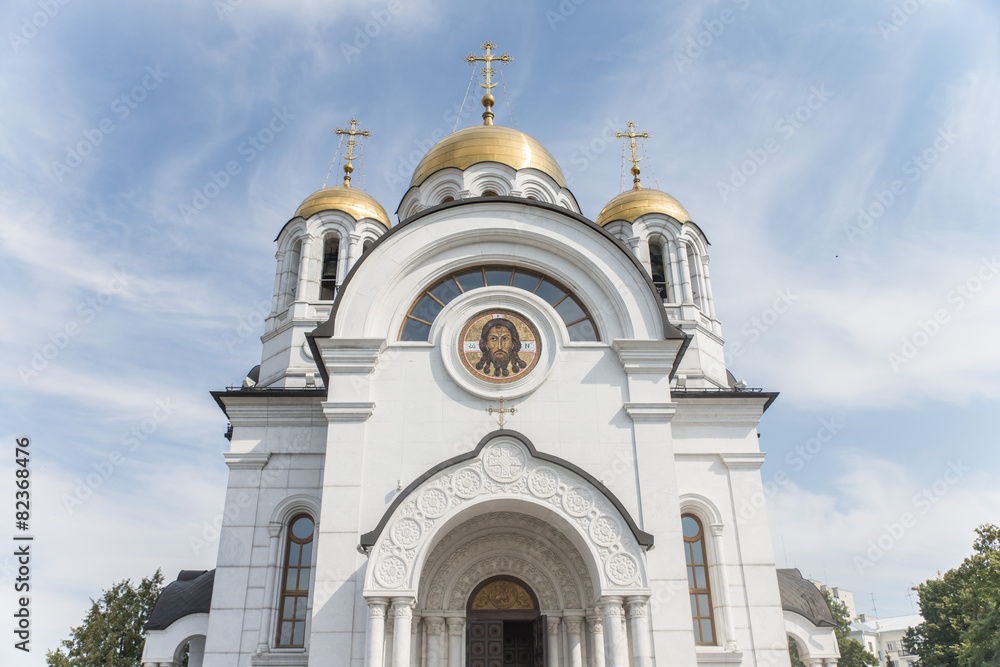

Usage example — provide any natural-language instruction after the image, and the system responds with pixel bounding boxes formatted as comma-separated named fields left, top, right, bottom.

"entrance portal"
left=466, top=577, right=543, bottom=667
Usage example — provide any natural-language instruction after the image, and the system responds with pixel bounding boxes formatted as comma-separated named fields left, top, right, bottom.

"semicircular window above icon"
left=398, top=265, right=598, bottom=342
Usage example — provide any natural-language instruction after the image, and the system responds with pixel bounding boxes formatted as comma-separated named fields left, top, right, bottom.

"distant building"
left=808, top=580, right=858, bottom=620
left=850, top=614, right=922, bottom=667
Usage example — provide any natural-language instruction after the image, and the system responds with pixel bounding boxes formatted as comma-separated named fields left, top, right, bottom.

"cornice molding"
left=611, top=339, right=683, bottom=375
left=720, top=453, right=766, bottom=471
left=224, top=452, right=271, bottom=470
left=322, top=401, right=376, bottom=422
left=623, top=402, right=677, bottom=423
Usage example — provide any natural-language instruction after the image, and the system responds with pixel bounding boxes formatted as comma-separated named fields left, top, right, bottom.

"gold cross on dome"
left=615, top=120, right=651, bottom=190
left=334, top=118, right=371, bottom=187
left=464, top=41, right=513, bottom=126
left=487, top=396, right=517, bottom=429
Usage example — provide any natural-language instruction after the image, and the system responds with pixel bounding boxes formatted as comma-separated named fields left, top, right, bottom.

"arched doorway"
left=466, top=577, right=542, bottom=667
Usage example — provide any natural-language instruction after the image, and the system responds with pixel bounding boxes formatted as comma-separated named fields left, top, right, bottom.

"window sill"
left=695, top=645, right=743, bottom=664
left=251, top=649, right=309, bottom=666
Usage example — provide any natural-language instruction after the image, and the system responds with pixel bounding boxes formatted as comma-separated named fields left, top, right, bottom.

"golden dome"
left=596, top=187, right=692, bottom=226
left=410, top=125, right=567, bottom=188
left=294, top=186, right=391, bottom=227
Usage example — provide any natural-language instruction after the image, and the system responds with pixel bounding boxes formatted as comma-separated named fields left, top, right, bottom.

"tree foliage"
left=824, top=590, right=878, bottom=667
left=46, top=570, right=164, bottom=667
left=903, top=524, right=1000, bottom=667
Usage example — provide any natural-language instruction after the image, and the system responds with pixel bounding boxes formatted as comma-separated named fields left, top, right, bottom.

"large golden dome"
left=410, top=125, right=567, bottom=188
left=596, top=187, right=692, bottom=226
left=294, top=186, right=391, bottom=227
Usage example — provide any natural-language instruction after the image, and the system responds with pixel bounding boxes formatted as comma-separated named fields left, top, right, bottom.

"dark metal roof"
left=776, top=568, right=836, bottom=627
left=145, top=570, right=215, bottom=631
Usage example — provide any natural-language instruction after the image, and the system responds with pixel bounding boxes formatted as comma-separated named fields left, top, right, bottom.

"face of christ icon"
left=476, top=318, right=527, bottom=378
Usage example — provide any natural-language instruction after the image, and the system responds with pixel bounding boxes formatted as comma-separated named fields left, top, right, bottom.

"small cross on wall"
left=486, top=396, right=516, bottom=428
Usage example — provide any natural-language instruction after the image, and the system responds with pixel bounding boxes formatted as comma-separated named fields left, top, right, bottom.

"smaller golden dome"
left=596, top=188, right=692, bottom=226
left=410, top=125, right=567, bottom=188
left=294, top=186, right=391, bottom=227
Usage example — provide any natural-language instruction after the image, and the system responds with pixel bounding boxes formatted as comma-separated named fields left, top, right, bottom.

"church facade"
left=141, top=46, right=839, bottom=667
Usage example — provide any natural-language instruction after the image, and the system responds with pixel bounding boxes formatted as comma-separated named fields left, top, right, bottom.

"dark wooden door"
left=532, top=616, right=545, bottom=667
left=502, top=621, right=535, bottom=667
left=468, top=619, right=504, bottom=667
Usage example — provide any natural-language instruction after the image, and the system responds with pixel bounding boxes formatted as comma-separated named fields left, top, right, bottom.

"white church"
left=141, top=43, right=840, bottom=667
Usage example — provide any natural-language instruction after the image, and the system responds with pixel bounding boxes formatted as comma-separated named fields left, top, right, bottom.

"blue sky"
left=2, top=0, right=998, bottom=661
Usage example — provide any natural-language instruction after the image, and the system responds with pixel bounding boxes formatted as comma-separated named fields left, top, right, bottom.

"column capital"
left=424, top=617, right=445, bottom=635
left=587, top=615, right=604, bottom=634
left=624, top=596, right=648, bottom=618
left=367, top=597, right=390, bottom=617
left=563, top=616, right=584, bottom=634
left=446, top=617, right=465, bottom=636
left=710, top=523, right=724, bottom=537
left=546, top=616, right=561, bottom=635
left=391, top=597, right=415, bottom=619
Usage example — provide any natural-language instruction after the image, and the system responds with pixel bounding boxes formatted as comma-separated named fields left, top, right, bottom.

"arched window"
left=283, top=240, right=302, bottom=308
left=649, top=240, right=668, bottom=300
left=683, top=513, right=715, bottom=645
left=276, top=514, right=314, bottom=648
left=320, top=238, right=339, bottom=300
left=687, top=246, right=702, bottom=308
left=362, top=239, right=374, bottom=255
left=440, top=196, right=455, bottom=204
left=481, top=190, right=498, bottom=197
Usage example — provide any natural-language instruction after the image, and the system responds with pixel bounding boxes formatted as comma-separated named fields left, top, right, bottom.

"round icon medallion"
left=459, top=310, right=540, bottom=383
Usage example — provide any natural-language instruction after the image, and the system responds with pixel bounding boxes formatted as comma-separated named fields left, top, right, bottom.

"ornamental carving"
left=605, top=553, right=639, bottom=586
left=546, top=618, right=561, bottom=635
left=367, top=439, right=645, bottom=593
left=471, top=580, right=535, bottom=611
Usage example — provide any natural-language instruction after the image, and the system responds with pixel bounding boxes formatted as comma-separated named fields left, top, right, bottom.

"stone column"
left=365, top=598, right=389, bottom=667
left=600, top=598, right=628, bottom=667
left=626, top=236, right=641, bottom=260
left=564, top=616, right=584, bottom=667
left=424, top=618, right=445, bottom=667
left=256, top=524, right=283, bottom=652
left=587, top=615, right=606, bottom=667
left=334, top=237, right=349, bottom=287
left=296, top=236, right=314, bottom=302
left=675, top=240, right=694, bottom=304
left=392, top=598, right=414, bottom=667
left=546, top=616, right=561, bottom=667
left=270, top=251, right=284, bottom=315
left=410, top=614, right=421, bottom=667
left=625, top=597, right=652, bottom=667
left=446, top=617, right=464, bottom=667
left=347, top=232, right=363, bottom=272
left=701, top=257, right=717, bottom=321
left=710, top=524, right=738, bottom=651
left=666, top=240, right=683, bottom=304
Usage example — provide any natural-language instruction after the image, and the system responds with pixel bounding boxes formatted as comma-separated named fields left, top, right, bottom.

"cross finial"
left=486, top=396, right=516, bottom=428
left=464, top=41, right=513, bottom=126
left=334, top=118, right=371, bottom=187
left=614, top=120, right=651, bottom=190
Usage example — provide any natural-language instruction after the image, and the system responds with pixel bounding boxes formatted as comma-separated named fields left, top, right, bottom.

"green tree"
left=824, top=590, right=878, bottom=667
left=46, top=570, right=164, bottom=667
left=788, top=636, right=806, bottom=666
left=904, top=524, right=1000, bottom=667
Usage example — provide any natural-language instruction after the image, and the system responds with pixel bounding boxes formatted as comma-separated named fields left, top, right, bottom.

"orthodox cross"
left=465, top=41, right=513, bottom=126
left=486, top=396, right=516, bottom=428
left=334, top=118, right=371, bottom=186
left=615, top=120, right=651, bottom=190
